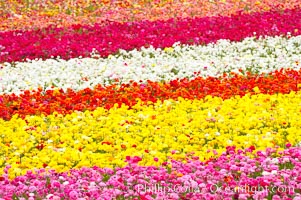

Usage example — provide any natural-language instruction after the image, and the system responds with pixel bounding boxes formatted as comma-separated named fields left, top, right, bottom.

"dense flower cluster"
left=2, top=0, right=300, bottom=31
left=1, top=8, right=301, bottom=63
left=1, top=35, right=301, bottom=95
left=2, top=0, right=301, bottom=199
left=0, top=146, right=301, bottom=199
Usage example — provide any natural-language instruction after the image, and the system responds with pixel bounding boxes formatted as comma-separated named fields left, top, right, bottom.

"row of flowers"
left=1, top=8, right=301, bottom=63
left=1, top=92, right=301, bottom=178
left=1, top=68, right=301, bottom=120
left=0, top=145, right=300, bottom=199
left=1, top=35, right=301, bottom=95
left=2, top=1, right=299, bottom=31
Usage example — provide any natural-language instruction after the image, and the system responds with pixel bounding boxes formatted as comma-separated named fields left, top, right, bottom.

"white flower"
left=81, top=135, right=90, bottom=140
left=262, top=171, right=270, bottom=176
left=14, top=152, right=20, bottom=156
left=46, top=194, right=54, bottom=199
left=283, top=157, right=290, bottom=163
left=271, top=158, right=279, bottom=164
left=63, top=181, right=69, bottom=185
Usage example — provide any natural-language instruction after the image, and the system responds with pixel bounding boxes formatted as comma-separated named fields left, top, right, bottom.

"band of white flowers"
left=1, top=35, right=300, bottom=95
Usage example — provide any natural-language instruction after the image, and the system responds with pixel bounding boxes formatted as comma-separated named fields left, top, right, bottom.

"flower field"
left=1, top=0, right=301, bottom=199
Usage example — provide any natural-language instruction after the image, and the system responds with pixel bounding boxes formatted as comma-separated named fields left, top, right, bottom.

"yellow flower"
left=164, top=47, right=174, bottom=53
left=253, top=86, right=261, bottom=93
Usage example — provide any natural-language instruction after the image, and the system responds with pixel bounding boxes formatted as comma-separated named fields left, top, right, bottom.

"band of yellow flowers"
left=1, top=92, right=300, bottom=178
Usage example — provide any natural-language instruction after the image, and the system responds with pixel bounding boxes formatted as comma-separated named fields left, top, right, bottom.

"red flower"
left=249, top=145, right=256, bottom=151
left=36, top=143, right=45, bottom=150
left=223, top=176, right=232, bottom=183
left=101, top=141, right=112, bottom=145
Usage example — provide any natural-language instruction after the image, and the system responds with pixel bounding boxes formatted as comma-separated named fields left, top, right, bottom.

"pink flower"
left=69, top=191, right=78, bottom=199
left=272, top=195, right=282, bottom=200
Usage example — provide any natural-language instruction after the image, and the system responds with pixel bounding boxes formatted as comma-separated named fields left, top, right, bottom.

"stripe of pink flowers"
left=0, top=8, right=301, bottom=63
